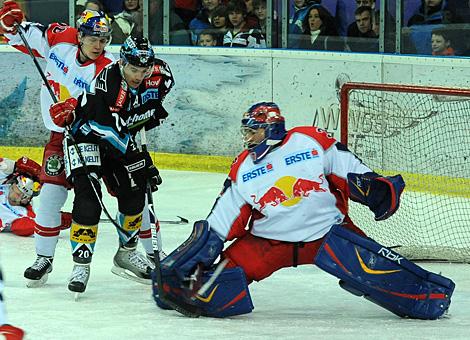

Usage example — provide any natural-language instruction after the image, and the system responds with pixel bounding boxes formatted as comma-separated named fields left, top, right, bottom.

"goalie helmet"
left=77, top=10, right=112, bottom=37
left=241, top=102, right=286, bottom=163
left=120, top=36, right=155, bottom=68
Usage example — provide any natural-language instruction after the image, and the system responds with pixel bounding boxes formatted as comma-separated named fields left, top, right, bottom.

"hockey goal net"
left=340, top=82, right=470, bottom=262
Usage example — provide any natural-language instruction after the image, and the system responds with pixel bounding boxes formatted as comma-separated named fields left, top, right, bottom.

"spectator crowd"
left=1, top=0, right=469, bottom=55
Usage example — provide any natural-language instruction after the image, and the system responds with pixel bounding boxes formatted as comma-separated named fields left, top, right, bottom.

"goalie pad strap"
left=315, top=225, right=455, bottom=320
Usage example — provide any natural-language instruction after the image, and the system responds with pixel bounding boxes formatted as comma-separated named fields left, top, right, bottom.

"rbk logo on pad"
left=355, top=247, right=402, bottom=275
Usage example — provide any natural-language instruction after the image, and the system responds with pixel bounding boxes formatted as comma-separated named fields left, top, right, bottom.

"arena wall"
left=0, top=45, right=469, bottom=175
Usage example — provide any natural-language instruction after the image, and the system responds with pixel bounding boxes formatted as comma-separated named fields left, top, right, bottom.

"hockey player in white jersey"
left=0, top=2, right=116, bottom=287
left=0, top=157, right=41, bottom=236
left=155, top=102, right=454, bottom=320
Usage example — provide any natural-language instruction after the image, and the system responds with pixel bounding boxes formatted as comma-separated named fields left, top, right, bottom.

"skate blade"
left=26, top=273, right=49, bottom=288
left=111, top=266, right=152, bottom=285
left=74, top=292, right=82, bottom=301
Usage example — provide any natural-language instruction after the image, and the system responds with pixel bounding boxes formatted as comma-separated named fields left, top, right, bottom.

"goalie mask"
left=241, top=102, right=286, bottom=163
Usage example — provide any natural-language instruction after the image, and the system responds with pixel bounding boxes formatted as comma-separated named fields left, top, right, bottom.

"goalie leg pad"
left=314, top=225, right=455, bottom=320
left=153, top=266, right=254, bottom=318
left=161, top=220, right=224, bottom=280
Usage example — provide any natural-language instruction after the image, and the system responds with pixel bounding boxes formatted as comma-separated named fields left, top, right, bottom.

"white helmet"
left=15, top=175, right=41, bottom=198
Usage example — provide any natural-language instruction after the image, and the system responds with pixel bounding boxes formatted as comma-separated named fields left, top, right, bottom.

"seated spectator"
left=408, top=0, right=455, bottom=26
left=198, top=29, right=219, bottom=46
left=189, top=0, right=222, bottom=45
left=431, top=28, right=455, bottom=55
left=76, top=0, right=105, bottom=15
left=289, top=0, right=320, bottom=35
left=347, top=6, right=378, bottom=52
left=243, top=0, right=262, bottom=28
left=223, top=0, right=266, bottom=48
left=298, top=4, right=345, bottom=51
left=111, top=0, right=143, bottom=44
left=254, top=0, right=278, bottom=47
left=210, top=5, right=228, bottom=45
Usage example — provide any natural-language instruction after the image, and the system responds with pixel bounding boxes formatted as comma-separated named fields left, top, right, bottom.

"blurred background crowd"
left=1, top=0, right=469, bottom=56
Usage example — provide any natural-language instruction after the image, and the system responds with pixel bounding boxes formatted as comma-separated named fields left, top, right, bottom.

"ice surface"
left=1, top=170, right=469, bottom=339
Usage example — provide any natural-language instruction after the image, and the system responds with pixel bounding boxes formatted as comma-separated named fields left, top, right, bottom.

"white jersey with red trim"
left=207, top=127, right=372, bottom=243
left=0, top=170, right=34, bottom=233
left=5, top=22, right=115, bottom=132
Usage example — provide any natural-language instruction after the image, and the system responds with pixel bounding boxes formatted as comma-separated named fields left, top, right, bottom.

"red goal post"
left=339, top=82, right=470, bottom=262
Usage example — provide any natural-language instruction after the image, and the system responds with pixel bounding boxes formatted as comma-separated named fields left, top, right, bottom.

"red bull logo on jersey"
left=251, top=175, right=327, bottom=211
left=284, top=149, right=319, bottom=166
left=242, top=163, right=274, bottom=182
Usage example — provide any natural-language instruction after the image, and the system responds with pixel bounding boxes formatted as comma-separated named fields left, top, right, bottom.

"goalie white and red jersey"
left=0, top=165, right=34, bottom=234
left=207, top=127, right=372, bottom=242
left=4, top=22, right=115, bottom=132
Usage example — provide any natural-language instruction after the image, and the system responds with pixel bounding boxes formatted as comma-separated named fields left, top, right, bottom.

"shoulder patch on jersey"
left=286, top=126, right=336, bottom=150
left=95, top=67, right=109, bottom=92
left=229, top=150, right=250, bottom=182
left=47, top=24, right=78, bottom=47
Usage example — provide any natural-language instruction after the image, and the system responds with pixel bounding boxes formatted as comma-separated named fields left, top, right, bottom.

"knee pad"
left=315, top=225, right=455, bottom=320
left=161, top=220, right=224, bottom=280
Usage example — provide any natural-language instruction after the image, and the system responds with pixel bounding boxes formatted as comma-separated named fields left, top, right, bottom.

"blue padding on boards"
left=314, top=225, right=455, bottom=319
left=153, top=267, right=254, bottom=318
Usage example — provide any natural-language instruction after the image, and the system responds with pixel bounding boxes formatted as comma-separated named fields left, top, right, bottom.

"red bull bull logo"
left=251, top=175, right=327, bottom=211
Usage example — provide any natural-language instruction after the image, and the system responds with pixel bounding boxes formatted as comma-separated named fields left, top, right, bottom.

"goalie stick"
left=140, top=129, right=202, bottom=318
left=15, top=23, right=122, bottom=230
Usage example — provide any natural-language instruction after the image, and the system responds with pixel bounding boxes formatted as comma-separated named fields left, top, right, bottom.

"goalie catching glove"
left=0, top=1, right=24, bottom=34
left=49, top=97, right=78, bottom=128
left=348, top=172, right=405, bottom=221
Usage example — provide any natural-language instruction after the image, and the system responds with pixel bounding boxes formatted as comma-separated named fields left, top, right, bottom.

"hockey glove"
left=15, top=156, right=41, bottom=180
left=348, top=172, right=405, bottom=221
left=0, top=1, right=24, bottom=34
left=142, top=152, right=162, bottom=191
left=49, top=97, right=78, bottom=128
left=60, top=211, right=72, bottom=230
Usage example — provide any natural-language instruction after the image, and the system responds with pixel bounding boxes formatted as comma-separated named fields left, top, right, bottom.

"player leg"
left=109, top=163, right=154, bottom=284
left=67, top=173, right=102, bottom=293
left=24, top=132, right=68, bottom=287
left=314, top=224, right=455, bottom=319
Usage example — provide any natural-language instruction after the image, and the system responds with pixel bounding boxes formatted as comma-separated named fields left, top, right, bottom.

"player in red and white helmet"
left=0, top=1, right=115, bottom=287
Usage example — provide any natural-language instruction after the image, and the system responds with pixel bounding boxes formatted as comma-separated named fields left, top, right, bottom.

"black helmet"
left=120, top=36, right=155, bottom=68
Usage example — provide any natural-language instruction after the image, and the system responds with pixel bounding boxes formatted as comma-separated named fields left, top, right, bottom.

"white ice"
left=1, top=170, right=469, bottom=340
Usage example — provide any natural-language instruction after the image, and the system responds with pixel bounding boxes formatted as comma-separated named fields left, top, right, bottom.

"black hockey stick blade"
left=159, top=293, right=202, bottom=318
left=99, top=216, right=188, bottom=225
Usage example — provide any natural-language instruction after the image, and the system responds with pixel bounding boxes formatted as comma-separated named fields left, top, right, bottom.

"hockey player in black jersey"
left=49, top=36, right=174, bottom=294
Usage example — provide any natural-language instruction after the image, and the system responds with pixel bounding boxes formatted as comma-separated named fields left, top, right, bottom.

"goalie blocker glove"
left=347, top=172, right=405, bottom=221
left=0, top=1, right=24, bottom=34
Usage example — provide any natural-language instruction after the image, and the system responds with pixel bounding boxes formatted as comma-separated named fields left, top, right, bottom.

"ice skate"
left=68, top=263, right=90, bottom=300
left=24, top=255, right=53, bottom=288
left=111, top=246, right=155, bottom=284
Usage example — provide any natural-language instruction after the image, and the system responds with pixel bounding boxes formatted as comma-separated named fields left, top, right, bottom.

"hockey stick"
left=15, top=23, right=121, bottom=229
left=140, top=129, right=201, bottom=318
left=100, top=215, right=188, bottom=225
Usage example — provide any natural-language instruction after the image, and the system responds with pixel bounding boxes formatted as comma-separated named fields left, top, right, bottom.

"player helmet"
left=77, top=10, right=112, bottom=38
left=241, top=102, right=287, bottom=163
left=120, top=36, right=155, bottom=68
left=15, top=175, right=41, bottom=198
